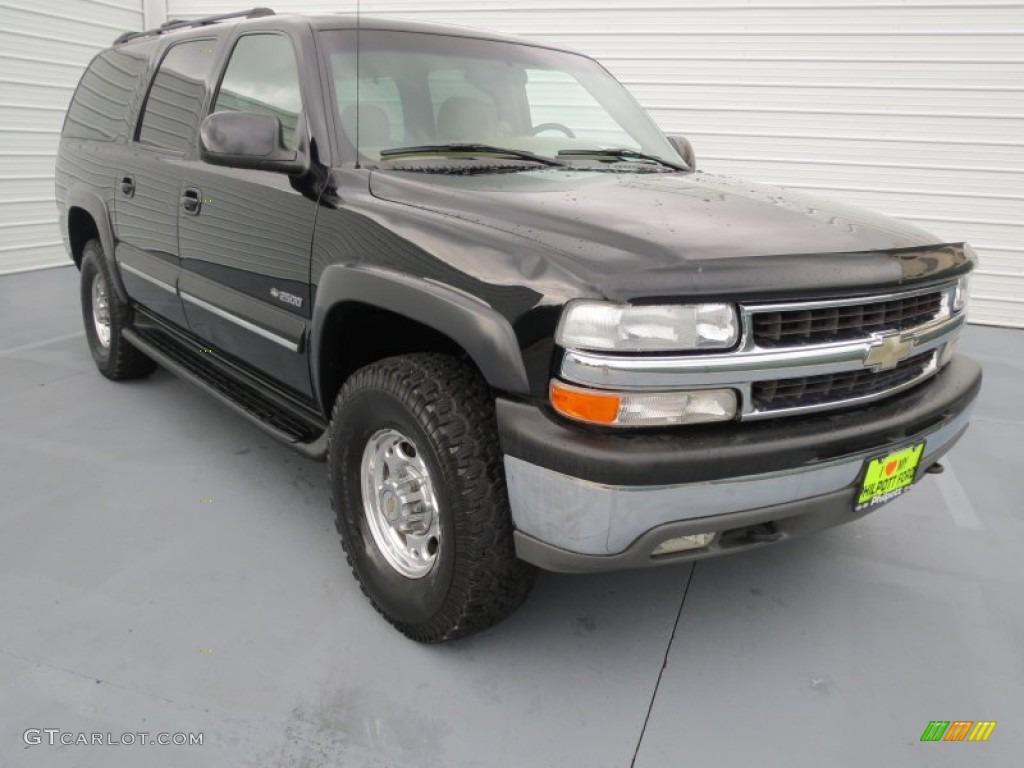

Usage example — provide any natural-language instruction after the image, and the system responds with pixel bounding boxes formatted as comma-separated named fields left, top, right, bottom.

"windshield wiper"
left=379, top=143, right=566, bottom=167
left=557, top=147, right=689, bottom=171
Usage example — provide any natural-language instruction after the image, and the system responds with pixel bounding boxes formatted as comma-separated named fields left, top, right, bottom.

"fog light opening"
left=651, top=532, right=716, bottom=556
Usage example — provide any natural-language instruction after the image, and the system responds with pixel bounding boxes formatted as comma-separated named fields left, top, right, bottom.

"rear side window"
left=213, top=34, right=303, bottom=150
left=137, top=40, right=217, bottom=152
left=63, top=46, right=151, bottom=141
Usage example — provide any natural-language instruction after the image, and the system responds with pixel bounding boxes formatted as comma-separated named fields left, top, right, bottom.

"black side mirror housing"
left=199, top=111, right=309, bottom=175
left=666, top=134, right=696, bottom=170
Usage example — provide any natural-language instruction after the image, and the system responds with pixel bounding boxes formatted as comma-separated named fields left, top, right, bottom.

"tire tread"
left=82, top=240, right=156, bottom=381
left=328, top=353, right=535, bottom=643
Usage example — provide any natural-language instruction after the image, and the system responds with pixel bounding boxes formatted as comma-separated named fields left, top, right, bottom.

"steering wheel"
left=531, top=122, right=576, bottom=138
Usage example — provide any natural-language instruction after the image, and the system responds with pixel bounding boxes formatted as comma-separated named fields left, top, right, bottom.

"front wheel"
left=328, top=354, right=535, bottom=643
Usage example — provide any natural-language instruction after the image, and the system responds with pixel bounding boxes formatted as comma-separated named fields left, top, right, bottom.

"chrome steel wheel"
left=91, top=271, right=111, bottom=348
left=360, top=428, right=441, bottom=579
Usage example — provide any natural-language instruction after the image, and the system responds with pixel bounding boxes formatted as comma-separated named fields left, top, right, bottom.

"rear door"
left=177, top=29, right=321, bottom=397
left=114, top=39, right=219, bottom=328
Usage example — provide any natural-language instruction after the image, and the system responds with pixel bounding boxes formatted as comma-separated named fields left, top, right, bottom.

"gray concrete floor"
left=1, top=266, right=1021, bottom=768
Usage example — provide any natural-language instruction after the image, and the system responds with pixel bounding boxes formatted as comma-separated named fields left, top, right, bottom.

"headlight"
left=556, top=301, right=739, bottom=352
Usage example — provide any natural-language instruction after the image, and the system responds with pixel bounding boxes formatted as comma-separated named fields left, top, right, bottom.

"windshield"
left=318, top=29, right=683, bottom=168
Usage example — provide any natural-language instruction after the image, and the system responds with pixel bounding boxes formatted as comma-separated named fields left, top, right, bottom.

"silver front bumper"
left=505, top=404, right=972, bottom=562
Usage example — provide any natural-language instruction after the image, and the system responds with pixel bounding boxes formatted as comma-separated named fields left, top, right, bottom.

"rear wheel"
left=80, top=240, right=156, bottom=380
left=328, top=353, right=535, bottom=643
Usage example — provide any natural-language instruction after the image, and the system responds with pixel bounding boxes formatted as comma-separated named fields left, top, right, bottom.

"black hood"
left=368, top=168, right=967, bottom=301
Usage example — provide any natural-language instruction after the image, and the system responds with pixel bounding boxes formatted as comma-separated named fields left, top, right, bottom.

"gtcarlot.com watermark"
left=24, top=729, right=203, bottom=747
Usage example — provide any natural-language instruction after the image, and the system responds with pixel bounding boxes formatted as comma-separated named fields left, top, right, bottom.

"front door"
left=177, top=31, right=320, bottom=398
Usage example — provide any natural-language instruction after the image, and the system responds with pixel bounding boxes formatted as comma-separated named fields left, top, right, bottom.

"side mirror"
left=199, top=111, right=308, bottom=175
left=666, top=134, right=696, bottom=170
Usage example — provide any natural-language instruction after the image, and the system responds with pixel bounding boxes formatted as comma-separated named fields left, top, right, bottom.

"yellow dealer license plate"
left=855, top=443, right=926, bottom=512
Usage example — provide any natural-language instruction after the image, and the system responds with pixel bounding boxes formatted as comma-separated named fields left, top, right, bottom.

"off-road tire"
left=328, top=353, right=536, bottom=643
left=80, top=239, right=156, bottom=380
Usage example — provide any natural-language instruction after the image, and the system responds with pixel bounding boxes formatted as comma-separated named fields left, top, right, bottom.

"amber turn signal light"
left=549, top=381, right=620, bottom=425
left=550, top=380, right=739, bottom=427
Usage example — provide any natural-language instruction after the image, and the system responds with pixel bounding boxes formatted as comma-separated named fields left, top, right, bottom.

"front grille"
left=752, top=351, right=935, bottom=412
left=752, top=291, right=944, bottom=347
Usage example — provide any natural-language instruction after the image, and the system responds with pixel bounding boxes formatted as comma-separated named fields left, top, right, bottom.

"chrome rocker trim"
left=180, top=291, right=300, bottom=352
left=120, top=263, right=177, bottom=294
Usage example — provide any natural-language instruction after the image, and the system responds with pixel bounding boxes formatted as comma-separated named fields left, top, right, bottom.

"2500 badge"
left=269, top=287, right=303, bottom=308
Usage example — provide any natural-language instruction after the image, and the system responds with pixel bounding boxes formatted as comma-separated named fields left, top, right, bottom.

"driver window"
left=214, top=34, right=303, bottom=150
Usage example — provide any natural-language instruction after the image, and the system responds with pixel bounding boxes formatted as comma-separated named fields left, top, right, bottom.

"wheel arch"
left=311, top=265, right=530, bottom=414
left=64, top=186, right=129, bottom=302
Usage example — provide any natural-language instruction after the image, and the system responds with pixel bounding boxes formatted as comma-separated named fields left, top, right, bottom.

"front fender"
left=310, top=264, right=531, bottom=411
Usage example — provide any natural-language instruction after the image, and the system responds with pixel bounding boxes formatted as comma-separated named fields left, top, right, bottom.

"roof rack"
left=114, top=7, right=275, bottom=45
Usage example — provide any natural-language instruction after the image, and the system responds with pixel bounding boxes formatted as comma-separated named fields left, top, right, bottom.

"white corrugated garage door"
left=0, top=0, right=148, bottom=275
left=165, top=2, right=1024, bottom=326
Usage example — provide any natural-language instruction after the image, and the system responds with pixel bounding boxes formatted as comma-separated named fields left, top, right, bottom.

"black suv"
left=56, top=8, right=981, bottom=642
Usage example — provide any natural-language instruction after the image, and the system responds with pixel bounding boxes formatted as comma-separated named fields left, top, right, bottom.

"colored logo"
left=920, top=721, right=996, bottom=742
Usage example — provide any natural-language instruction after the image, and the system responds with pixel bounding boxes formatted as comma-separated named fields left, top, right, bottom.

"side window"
left=137, top=40, right=217, bottom=152
left=214, top=34, right=302, bottom=150
left=63, top=45, right=152, bottom=141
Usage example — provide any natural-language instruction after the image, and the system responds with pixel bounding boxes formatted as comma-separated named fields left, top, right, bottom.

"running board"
left=123, top=323, right=327, bottom=461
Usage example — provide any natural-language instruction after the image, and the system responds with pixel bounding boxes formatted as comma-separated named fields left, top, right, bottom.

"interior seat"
left=436, top=97, right=498, bottom=142
left=340, top=103, right=392, bottom=147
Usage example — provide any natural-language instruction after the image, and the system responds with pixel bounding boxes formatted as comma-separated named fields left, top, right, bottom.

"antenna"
left=355, top=0, right=361, bottom=168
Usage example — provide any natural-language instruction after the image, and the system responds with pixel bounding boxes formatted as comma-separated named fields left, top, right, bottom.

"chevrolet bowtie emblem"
left=863, top=332, right=914, bottom=371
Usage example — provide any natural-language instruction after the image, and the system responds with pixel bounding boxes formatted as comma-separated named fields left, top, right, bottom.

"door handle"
left=120, top=175, right=135, bottom=197
left=181, top=187, right=201, bottom=215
